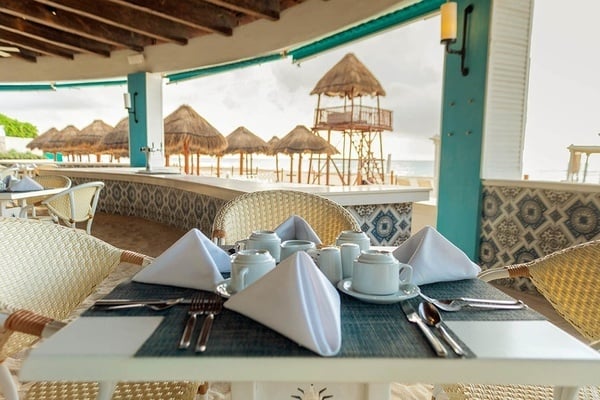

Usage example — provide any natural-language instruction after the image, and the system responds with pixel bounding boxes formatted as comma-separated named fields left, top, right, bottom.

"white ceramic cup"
left=235, top=230, right=282, bottom=263
left=336, top=230, right=371, bottom=251
left=352, top=249, right=413, bottom=295
left=280, top=239, right=316, bottom=261
left=229, top=249, right=276, bottom=293
left=340, top=242, right=361, bottom=279
left=316, top=246, right=342, bottom=285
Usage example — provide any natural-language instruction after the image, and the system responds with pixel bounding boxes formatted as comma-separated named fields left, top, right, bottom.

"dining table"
left=18, top=271, right=600, bottom=400
left=0, top=187, right=64, bottom=217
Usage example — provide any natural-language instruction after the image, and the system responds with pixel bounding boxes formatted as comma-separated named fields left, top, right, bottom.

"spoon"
left=418, top=301, right=465, bottom=357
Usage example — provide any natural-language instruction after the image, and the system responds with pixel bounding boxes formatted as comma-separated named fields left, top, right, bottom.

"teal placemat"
left=85, top=279, right=543, bottom=359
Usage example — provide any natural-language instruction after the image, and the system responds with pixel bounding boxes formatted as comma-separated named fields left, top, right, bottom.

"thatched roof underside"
left=274, top=125, right=338, bottom=155
left=310, top=53, right=386, bottom=98
left=224, top=126, right=269, bottom=155
left=164, top=104, right=227, bottom=155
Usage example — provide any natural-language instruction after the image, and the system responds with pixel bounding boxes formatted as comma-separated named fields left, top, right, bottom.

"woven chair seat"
left=211, top=189, right=361, bottom=246
left=0, top=217, right=199, bottom=400
left=438, top=239, right=600, bottom=400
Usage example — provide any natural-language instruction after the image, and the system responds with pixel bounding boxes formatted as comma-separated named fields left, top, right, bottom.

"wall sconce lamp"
left=440, top=2, right=474, bottom=76
left=123, top=92, right=138, bottom=123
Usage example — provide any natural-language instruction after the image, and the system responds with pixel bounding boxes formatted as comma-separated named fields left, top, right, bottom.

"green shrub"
left=0, top=113, right=38, bottom=138
left=0, top=149, right=44, bottom=160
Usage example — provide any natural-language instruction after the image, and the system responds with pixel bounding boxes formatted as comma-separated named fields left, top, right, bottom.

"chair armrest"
left=478, top=264, right=531, bottom=282
left=590, top=340, right=600, bottom=351
left=3, top=309, right=66, bottom=339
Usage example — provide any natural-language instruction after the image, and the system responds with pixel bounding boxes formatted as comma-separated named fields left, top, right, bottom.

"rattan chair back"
left=440, top=239, right=600, bottom=400
left=0, top=217, right=199, bottom=400
left=211, top=189, right=361, bottom=245
left=18, top=175, right=72, bottom=217
left=42, top=181, right=104, bottom=234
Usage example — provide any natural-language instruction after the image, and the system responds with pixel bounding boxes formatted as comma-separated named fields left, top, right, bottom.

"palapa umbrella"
left=274, top=125, right=338, bottom=183
left=26, top=127, right=59, bottom=153
left=164, top=104, right=227, bottom=175
left=98, top=117, right=129, bottom=161
left=267, top=136, right=281, bottom=181
left=224, top=126, right=269, bottom=175
left=70, top=119, right=114, bottom=162
left=310, top=52, right=386, bottom=98
left=44, top=125, right=80, bottom=161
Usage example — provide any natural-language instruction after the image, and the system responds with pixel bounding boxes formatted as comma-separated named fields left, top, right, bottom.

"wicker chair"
left=18, top=175, right=72, bottom=218
left=0, top=217, right=200, bottom=400
left=439, top=239, right=600, bottom=400
left=211, top=189, right=361, bottom=246
left=42, top=181, right=104, bottom=234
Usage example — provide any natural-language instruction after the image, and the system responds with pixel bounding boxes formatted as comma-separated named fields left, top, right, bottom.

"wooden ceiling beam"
left=0, top=29, right=74, bottom=59
left=204, top=0, right=280, bottom=21
left=0, top=13, right=112, bottom=56
left=0, top=40, right=37, bottom=62
left=35, top=0, right=199, bottom=45
left=106, top=0, right=236, bottom=36
left=0, top=0, right=149, bottom=52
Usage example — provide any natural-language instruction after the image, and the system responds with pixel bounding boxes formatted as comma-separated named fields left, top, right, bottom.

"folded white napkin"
left=8, top=176, right=44, bottom=192
left=392, top=226, right=481, bottom=285
left=133, top=228, right=231, bottom=291
left=274, top=215, right=322, bottom=244
left=225, top=251, right=341, bottom=356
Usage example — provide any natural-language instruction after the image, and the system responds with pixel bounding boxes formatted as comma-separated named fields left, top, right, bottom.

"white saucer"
left=215, top=278, right=236, bottom=298
left=336, top=278, right=420, bottom=304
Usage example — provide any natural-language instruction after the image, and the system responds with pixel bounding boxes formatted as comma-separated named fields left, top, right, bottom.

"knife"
left=401, top=301, right=448, bottom=357
left=94, top=298, right=191, bottom=306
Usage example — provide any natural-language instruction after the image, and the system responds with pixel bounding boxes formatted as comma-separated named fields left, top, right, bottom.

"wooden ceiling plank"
left=0, top=0, right=148, bottom=51
left=35, top=0, right=195, bottom=45
left=204, top=0, right=280, bottom=21
left=106, top=0, right=235, bottom=36
left=0, top=29, right=74, bottom=59
left=0, top=13, right=112, bottom=56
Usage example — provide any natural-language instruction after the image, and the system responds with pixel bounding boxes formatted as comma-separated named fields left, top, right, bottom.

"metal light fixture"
left=440, top=1, right=474, bottom=76
left=123, top=92, right=138, bottom=123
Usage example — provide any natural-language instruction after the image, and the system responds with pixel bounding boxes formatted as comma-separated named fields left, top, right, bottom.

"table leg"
left=554, top=386, right=579, bottom=400
left=97, top=380, right=117, bottom=400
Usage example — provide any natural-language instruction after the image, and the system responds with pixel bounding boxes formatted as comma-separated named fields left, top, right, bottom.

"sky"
left=1, top=0, right=599, bottom=180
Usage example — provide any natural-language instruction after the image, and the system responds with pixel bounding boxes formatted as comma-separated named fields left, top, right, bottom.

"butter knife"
left=94, top=298, right=190, bottom=306
left=400, top=301, right=448, bottom=357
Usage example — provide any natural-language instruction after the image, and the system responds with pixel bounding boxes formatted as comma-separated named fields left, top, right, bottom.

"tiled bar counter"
left=40, top=167, right=430, bottom=246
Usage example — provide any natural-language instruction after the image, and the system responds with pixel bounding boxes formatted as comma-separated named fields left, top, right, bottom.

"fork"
left=419, top=292, right=526, bottom=312
left=178, top=293, right=208, bottom=349
left=195, top=294, right=223, bottom=352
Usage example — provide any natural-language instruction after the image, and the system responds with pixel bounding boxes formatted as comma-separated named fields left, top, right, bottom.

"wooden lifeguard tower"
left=310, top=53, right=392, bottom=185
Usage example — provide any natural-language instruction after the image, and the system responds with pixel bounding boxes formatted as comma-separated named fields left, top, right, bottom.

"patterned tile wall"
left=73, top=177, right=413, bottom=245
left=480, top=183, right=600, bottom=291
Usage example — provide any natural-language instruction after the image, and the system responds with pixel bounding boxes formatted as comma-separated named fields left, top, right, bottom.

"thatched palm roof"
left=164, top=104, right=227, bottom=155
left=98, top=117, right=129, bottom=157
left=310, top=53, right=386, bottom=98
left=27, top=127, right=59, bottom=151
left=44, top=125, right=80, bottom=153
left=266, top=136, right=280, bottom=155
left=224, top=126, right=269, bottom=154
left=274, top=125, right=338, bottom=155
left=71, top=119, right=114, bottom=154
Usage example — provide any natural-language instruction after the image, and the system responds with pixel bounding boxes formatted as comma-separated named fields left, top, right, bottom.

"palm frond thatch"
left=224, top=126, right=269, bottom=155
left=274, top=125, right=338, bottom=155
left=163, top=104, right=227, bottom=155
left=26, top=127, right=59, bottom=151
left=70, top=119, right=114, bottom=153
left=98, top=117, right=129, bottom=157
left=310, top=53, right=386, bottom=98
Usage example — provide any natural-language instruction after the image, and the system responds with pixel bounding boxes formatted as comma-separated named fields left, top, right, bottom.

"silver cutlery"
left=96, top=298, right=185, bottom=311
left=418, top=301, right=465, bottom=357
left=178, top=294, right=209, bottom=349
left=419, top=293, right=526, bottom=312
left=195, top=294, right=224, bottom=352
left=94, top=298, right=190, bottom=306
left=400, top=301, right=448, bottom=357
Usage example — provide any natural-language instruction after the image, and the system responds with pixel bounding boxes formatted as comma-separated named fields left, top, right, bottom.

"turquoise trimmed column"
left=437, top=0, right=491, bottom=260
left=126, top=72, right=164, bottom=168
